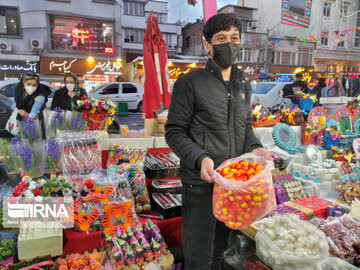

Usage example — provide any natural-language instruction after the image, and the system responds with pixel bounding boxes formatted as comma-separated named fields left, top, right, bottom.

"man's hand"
left=68, top=91, right=76, bottom=98
left=18, top=109, right=28, bottom=118
left=200, top=157, right=217, bottom=183
left=252, top=147, right=273, bottom=160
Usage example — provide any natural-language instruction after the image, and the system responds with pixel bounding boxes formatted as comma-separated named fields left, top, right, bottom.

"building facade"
left=241, top=0, right=360, bottom=75
left=0, top=0, right=181, bottom=90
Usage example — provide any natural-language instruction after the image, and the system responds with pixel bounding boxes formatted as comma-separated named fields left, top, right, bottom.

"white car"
left=89, top=82, right=143, bottom=111
left=251, top=82, right=292, bottom=109
left=0, top=79, right=57, bottom=108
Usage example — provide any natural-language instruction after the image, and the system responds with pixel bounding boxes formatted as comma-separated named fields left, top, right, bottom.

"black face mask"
left=212, top=42, right=241, bottom=69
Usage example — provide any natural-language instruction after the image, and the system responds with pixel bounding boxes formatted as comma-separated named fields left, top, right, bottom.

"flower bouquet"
left=46, top=139, right=61, bottom=172
left=18, top=118, right=41, bottom=146
left=44, top=108, right=66, bottom=139
left=77, top=97, right=116, bottom=130
left=9, top=137, right=44, bottom=177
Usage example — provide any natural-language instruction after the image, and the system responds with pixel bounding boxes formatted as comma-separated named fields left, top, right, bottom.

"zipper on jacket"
left=227, top=83, right=233, bottom=158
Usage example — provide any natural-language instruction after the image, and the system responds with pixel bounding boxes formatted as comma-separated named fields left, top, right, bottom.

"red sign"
left=85, top=75, right=106, bottom=81
left=72, top=28, right=90, bottom=39
left=104, top=47, right=114, bottom=54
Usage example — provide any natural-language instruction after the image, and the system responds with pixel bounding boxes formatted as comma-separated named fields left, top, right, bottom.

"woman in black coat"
left=13, top=72, right=51, bottom=121
left=51, top=72, right=87, bottom=111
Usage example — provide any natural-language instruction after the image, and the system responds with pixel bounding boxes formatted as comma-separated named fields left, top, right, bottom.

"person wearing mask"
left=165, top=13, right=272, bottom=270
left=51, top=72, right=87, bottom=111
left=13, top=72, right=51, bottom=121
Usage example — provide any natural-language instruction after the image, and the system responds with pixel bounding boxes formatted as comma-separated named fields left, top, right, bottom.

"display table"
left=62, top=217, right=182, bottom=257
left=253, top=125, right=302, bottom=168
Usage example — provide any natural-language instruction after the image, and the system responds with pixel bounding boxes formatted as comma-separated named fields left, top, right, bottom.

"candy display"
left=256, top=214, right=329, bottom=270
left=251, top=105, right=281, bottom=127
left=56, top=250, right=105, bottom=270
left=310, top=216, right=360, bottom=259
left=289, top=196, right=336, bottom=218
left=59, top=132, right=101, bottom=176
left=213, top=154, right=276, bottom=230
left=152, top=193, right=181, bottom=219
left=106, top=219, right=174, bottom=269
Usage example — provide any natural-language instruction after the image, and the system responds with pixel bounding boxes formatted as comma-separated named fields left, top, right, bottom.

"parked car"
left=0, top=93, right=14, bottom=138
left=0, top=79, right=57, bottom=108
left=89, top=82, right=143, bottom=111
left=251, top=82, right=293, bottom=109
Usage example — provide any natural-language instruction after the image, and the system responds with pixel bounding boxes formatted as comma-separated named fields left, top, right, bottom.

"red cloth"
left=62, top=230, right=101, bottom=257
left=62, top=217, right=182, bottom=257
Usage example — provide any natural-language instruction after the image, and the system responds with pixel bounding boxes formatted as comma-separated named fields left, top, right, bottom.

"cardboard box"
left=18, top=222, right=63, bottom=260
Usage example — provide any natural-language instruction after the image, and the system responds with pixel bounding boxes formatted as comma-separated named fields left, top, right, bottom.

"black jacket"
left=50, top=87, right=87, bottom=111
left=15, top=81, right=51, bottom=121
left=165, top=59, right=262, bottom=185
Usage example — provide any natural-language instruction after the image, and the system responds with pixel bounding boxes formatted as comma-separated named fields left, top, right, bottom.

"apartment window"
left=240, top=48, right=252, bottom=62
left=321, top=32, right=329, bottom=45
left=340, top=6, right=348, bottom=18
left=355, top=37, right=360, bottom=47
left=92, top=0, right=115, bottom=3
left=337, top=40, right=345, bottom=47
left=124, top=1, right=144, bottom=16
left=0, top=7, right=20, bottom=36
left=323, top=3, right=331, bottom=17
left=281, top=52, right=291, bottom=65
left=298, top=47, right=313, bottom=66
left=290, top=52, right=297, bottom=65
left=124, top=28, right=144, bottom=43
left=49, top=16, right=114, bottom=53
left=47, top=0, right=70, bottom=2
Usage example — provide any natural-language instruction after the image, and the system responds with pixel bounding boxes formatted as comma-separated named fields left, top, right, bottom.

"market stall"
left=1, top=88, right=360, bottom=269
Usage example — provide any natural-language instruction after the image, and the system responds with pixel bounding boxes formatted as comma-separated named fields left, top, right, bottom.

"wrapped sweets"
left=213, top=156, right=276, bottom=229
left=255, top=214, right=329, bottom=270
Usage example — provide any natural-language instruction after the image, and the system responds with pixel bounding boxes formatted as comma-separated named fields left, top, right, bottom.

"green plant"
left=40, top=188, right=50, bottom=197
left=0, top=209, right=4, bottom=231
left=0, top=239, right=16, bottom=262
left=0, top=139, right=17, bottom=172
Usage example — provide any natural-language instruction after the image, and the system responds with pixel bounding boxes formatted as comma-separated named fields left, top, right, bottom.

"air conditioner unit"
left=0, top=43, right=12, bottom=53
left=30, top=39, right=44, bottom=50
left=250, top=21, right=258, bottom=29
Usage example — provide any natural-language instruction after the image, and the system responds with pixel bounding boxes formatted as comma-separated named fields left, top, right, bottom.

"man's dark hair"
left=295, top=73, right=302, bottom=79
left=203, top=13, right=242, bottom=43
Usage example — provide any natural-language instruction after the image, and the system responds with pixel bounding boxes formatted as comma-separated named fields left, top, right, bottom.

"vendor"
left=51, top=72, right=87, bottom=111
left=13, top=72, right=51, bottom=120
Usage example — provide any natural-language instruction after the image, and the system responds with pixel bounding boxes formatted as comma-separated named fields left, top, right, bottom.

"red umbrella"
left=142, top=14, right=171, bottom=119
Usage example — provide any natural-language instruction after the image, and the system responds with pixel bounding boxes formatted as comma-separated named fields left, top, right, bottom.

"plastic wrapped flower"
left=52, top=108, right=64, bottom=128
left=23, top=117, right=36, bottom=140
left=47, top=139, right=60, bottom=172
left=10, top=137, right=39, bottom=176
left=71, top=116, right=84, bottom=132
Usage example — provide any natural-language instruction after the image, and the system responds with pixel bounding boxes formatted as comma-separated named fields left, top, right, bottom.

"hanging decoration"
left=281, top=0, right=313, bottom=28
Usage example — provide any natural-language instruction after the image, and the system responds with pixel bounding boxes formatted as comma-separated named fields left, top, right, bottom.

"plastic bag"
left=213, top=153, right=276, bottom=230
left=9, top=138, right=44, bottom=177
left=5, top=108, right=19, bottom=135
left=128, top=166, right=151, bottom=214
left=18, top=117, right=41, bottom=144
left=255, top=214, right=329, bottom=270
left=46, top=139, right=61, bottom=172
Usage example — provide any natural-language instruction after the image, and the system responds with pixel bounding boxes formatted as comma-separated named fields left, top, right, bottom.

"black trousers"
left=182, top=183, right=231, bottom=270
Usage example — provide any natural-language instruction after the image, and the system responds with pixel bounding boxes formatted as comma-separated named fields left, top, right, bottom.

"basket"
left=278, top=95, right=304, bottom=126
left=299, top=98, right=314, bottom=111
left=252, top=118, right=280, bottom=128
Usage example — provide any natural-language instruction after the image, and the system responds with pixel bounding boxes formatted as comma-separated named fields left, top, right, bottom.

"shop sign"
left=86, top=61, right=122, bottom=75
left=72, top=28, right=90, bottom=39
left=169, top=67, right=190, bottom=78
left=0, top=61, right=39, bottom=73
left=49, top=59, right=78, bottom=73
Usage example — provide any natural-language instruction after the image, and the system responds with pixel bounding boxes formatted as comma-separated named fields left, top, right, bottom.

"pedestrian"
left=283, top=73, right=310, bottom=108
left=310, top=78, right=326, bottom=105
left=165, top=13, right=272, bottom=270
left=51, top=72, right=87, bottom=111
left=13, top=72, right=51, bottom=121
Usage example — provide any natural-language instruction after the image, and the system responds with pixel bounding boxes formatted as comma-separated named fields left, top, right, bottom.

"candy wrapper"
left=255, top=214, right=329, bottom=270
left=59, top=132, right=101, bottom=176
left=127, top=166, right=151, bottom=214
left=213, top=153, right=276, bottom=230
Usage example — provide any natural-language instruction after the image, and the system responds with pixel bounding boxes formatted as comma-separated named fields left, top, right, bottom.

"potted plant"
left=0, top=239, right=16, bottom=266
left=45, top=139, right=61, bottom=176
left=0, top=209, right=19, bottom=241
left=0, top=139, right=20, bottom=186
